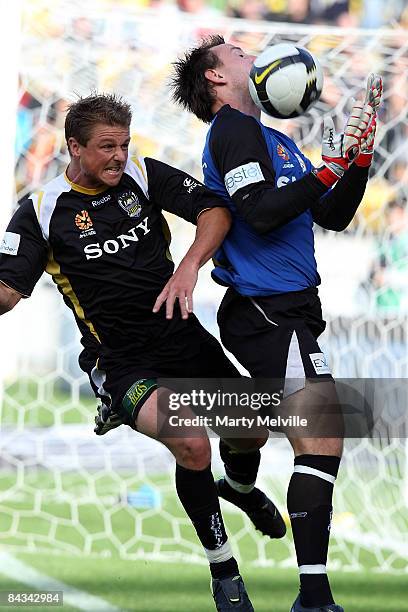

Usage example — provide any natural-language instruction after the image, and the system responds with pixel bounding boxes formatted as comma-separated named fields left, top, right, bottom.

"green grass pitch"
left=0, top=554, right=407, bottom=611
left=1, top=380, right=407, bottom=610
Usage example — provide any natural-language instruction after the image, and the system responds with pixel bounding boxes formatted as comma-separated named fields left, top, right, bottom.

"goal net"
left=1, top=1, right=407, bottom=574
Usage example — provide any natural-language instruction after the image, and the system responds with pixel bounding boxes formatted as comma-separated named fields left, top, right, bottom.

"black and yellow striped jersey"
left=0, top=156, right=223, bottom=359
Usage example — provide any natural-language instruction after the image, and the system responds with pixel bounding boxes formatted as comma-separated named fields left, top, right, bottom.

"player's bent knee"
left=168, top=436, right=211, bottom=470
left=292, top=436, right=343, bottom=458
left=224, top=433, right=268, bottom=452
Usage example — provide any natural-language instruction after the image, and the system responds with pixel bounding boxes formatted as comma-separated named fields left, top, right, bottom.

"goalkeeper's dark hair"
left=65, top=93, right=132, bottom=153
left=170, top=35, right=225, bottom=124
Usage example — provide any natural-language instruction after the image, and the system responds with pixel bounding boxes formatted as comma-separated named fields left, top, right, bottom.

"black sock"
left=210, top=557, right=239, bottom=580
left=219, top=439, right=261, bottom=509
left=287, top=454, right=340, bottom=608
left=218, top=478, right=265, bottom=512
left=175, top=463, right=238, bottom=579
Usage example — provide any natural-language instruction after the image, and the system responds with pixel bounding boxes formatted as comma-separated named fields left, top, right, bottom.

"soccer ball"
left=249, top=43, right=324, bottom=119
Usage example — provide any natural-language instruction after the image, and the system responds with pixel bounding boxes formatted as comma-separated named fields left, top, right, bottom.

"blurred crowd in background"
left=149, top=0, right=407, bottom=29
left=27, top=0, right=407, bottom=28
left=13, top=0, right=408, bottom=324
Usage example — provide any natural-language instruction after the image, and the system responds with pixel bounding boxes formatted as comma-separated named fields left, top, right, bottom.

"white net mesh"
left=1, top=2, right=407, bottom=573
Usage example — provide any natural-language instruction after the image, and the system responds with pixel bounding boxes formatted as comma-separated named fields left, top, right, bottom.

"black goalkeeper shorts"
left=81, top=313, right=240, bottom=425
left=217, top=287, right=333, bottom=396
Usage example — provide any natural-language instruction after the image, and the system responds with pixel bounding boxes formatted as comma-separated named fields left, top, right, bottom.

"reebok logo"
left=224, top=162, right=264, bottom=197
left=91, top=194, right=111, bottom=208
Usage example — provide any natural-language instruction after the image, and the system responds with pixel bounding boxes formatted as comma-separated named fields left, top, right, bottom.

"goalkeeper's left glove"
left=314, top=101, right=373, bottom=187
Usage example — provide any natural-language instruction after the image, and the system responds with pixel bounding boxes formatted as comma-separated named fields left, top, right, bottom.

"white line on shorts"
left=0, top=553, right=121, bottom=611
left=249, top=298, right=279, bottom=326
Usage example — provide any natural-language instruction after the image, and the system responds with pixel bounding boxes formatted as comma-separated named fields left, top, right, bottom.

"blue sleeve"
left=209, top=106, right=326, bottom=234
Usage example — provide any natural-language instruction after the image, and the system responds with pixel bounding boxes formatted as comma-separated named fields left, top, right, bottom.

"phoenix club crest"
left=117, top=190, right=142, bottom=218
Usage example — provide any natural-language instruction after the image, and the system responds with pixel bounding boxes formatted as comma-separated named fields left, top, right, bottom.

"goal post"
left=0, top=5, right=407, bottom=574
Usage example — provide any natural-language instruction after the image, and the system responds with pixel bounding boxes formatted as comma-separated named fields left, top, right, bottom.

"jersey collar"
left=64, top=172, right=110, bottom=195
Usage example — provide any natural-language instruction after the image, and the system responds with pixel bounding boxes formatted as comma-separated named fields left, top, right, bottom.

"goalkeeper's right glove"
left=355, top=73, right=383, bottom=167
left=355, top=114, right=377, bottom=167
left=364, top=73, right=383, bottom=114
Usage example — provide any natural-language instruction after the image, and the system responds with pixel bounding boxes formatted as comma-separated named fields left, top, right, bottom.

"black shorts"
left=81, top=314, right=240, bottom=425
left=217, top=287, right=332, bottom=395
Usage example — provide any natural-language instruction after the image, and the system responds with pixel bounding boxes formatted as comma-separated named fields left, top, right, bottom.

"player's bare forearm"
left=0, top=282, right=22, bottom=315
left=185, top=206, right=231, bottom=268
left=153, top=206, right=231, bottom=319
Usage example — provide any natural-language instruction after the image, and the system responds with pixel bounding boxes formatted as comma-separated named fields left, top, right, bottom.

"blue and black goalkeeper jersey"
left=202, top=105, right=370, bottom=296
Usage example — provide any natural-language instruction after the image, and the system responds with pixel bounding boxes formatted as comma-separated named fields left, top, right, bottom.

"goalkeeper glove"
left=355, top=73, right=383, bottom=167
left=365, top=73, right=383, bottom=114
left=94, top=403, right=123, bottom=435
left=314, top=103, right=371, bottom=187
left=314, top=74, right=382, bottom=185
left=355, top=114, right=377, bottom=167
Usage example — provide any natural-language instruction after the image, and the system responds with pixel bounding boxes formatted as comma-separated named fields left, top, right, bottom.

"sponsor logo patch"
left=122, top=378, right=157, bottom=418
left=224, top=162, right=264, bottom=197
left=75, top=210, right=93, bottom=231
left=309, top=352, right=331, bottom=375
left=83, top=216, right=150, bottom=260
left=277, top=175, right=297, bottom=188
left=290, top=512, right=308, bottom=519
left=0, top=232, right=20, bottom=256
left=75, top=210, right=96, bottom=238
left=118, top=190, right=142, bottom=218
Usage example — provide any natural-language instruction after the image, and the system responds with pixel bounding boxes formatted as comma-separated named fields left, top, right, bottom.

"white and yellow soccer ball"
left=249, top=43, right=324, bottom=119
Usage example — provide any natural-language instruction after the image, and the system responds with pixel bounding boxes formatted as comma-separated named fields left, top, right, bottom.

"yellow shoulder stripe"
left=46, top=251, right=101, bottom=343
left=36, top=191, right=44, bottom=217
left=132, top=157, right=147, bottom=183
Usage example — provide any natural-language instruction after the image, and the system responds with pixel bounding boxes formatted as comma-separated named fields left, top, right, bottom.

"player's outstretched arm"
left=311, top=163, right=369, bottom=231
left=312, top=74, right=383, bottom=230
left=153, top=207, right=231, bottom=320
left=313, top=103, right=373, bottom=187
left=0, top=282, right=22, bottom=315
left=353, top=73, right=382, bottom=168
